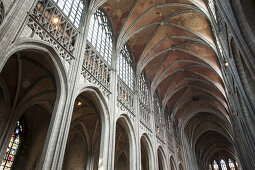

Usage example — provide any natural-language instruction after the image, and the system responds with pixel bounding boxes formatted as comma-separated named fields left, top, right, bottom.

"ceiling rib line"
left=162, top=78, right=225, bottom=109
left=153, top=62, right=216, bottom=89
left=118, top=2, right=201, bottom=46
left=171, top=91, right=228, bottom=116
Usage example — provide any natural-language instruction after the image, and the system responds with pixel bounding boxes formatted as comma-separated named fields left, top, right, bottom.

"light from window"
left=54, top=0, right=84, bottom=28
left=228, top=159, right=236, bottom=170
left=117, top=44, right=134, bottom=90
left=87, top=10, right=113, bottom=65
left=1, top=121, right=23, bottom=170
left=209, top=164, right=213, bottom=170
left=220, top=159, right=227, bottom=170
left=213, top=160, right=219, bottom=170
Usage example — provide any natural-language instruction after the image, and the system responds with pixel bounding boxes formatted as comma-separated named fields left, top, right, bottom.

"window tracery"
left=87, top=9, right=113, bottom=65
left=229, top=159, right=236, bottom=170
left=117, top=44, right=134, bottom=90
left=1, top=121, right=23, bottom=170
left=220, top=159, right=227, bottom=170
left=213, top=160, right=219, bottom=170
left=153, top=91, right=162, bottom=123
left=211, top=159, right=238, bottom=170
left=53, top=0, right=83, bottom=27
left=139, top=71, right=149, bottom=106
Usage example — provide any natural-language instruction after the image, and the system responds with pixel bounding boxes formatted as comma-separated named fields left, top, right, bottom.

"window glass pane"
left=54, top=0, right=84, bottom=28
left=1, top=121, right=23, bottom=170
left=87, top=9, right=113, bottom=65
left=117, top=44, right=134, bottom=90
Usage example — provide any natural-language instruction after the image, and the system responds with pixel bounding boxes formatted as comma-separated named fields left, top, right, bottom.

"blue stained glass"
left=220, top=159, right=227, bottom=170
left=1, top=121, right=22, bottom=170
left=229, top=159, right=235, bottom=170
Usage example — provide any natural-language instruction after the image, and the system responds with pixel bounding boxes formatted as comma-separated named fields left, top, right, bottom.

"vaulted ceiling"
left=103, top=0, right=229, bottom=124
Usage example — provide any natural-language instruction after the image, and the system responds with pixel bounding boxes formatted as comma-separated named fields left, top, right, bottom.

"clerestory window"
left=153, top=91, right=162, bottom=123
left=87, top=9, right=113, bottom=65
left=54, top=0, right=84, bottom=28
left=139, top=71, right=150, bottom=105
left=117, top=44, right=134, bottom=90
left=1, top=121, right=23, bottom=170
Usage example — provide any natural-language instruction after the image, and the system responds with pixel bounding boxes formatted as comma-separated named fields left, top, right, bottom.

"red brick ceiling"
left=103, top=0, right=229, bottom=123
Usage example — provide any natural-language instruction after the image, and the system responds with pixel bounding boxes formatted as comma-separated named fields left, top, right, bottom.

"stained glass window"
left=209, top=164, right=213, bottom=170
left=87, top=9, right=113, bottom=65
left=1, top=121, right=23, bottom=170
left=229, top=159, right=235, bottom=170
left=54, top=0, right=84, bottom=27
left=220, top=159, right=227, bottom=170
left=117, top=44, right=134, bottom=90
left=213, top=160, right=219, bottom=170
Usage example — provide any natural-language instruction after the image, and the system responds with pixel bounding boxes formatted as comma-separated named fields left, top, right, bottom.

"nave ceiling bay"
left=102, top=0, right=229, bottom=124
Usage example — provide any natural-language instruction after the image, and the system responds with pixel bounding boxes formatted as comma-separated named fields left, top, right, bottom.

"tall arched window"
left=117, top=44, right=134, bottom=90
left=139, top=71, right=149, bottom=105
left=228, top=159, right=236, bottom=170
left=54, top=0, right=84, bottom=27
left=87, top=9, right=113, bottom=64
left=153, top=91, right=162, bottom=123
left=1, top=121, right=23, bottom=169
left=220, top=159, right=227, bottom=170
left=213, top=160, right=219, bottom=170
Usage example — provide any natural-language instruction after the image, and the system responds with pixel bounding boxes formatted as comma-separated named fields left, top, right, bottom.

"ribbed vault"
left=103, top=0, right=229, bottom=124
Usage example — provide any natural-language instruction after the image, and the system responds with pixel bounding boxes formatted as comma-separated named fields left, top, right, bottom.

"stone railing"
left=117, top=78, right=134, bottom=113
left=155, top=115, right=165, bottom=143
left=27, top=0, right=79, bottom=62
left=82, top=43, right=111, bottom=97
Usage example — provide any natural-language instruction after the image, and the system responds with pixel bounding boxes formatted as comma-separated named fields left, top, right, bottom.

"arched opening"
left=114, top=116, right=135, bottom=170
left=63, top=91, right=104, bottom=170
left=114, top=118, right=129, bottom=170
left=183, top=112, right=240, bottom=170
left=0, top=49, right=61, bottom=170
left=157, top=147, right=166, bottom=170
left=179, top=164, right=183, bottom=170
left=170, top=156, right=176, bottom=170
left=141, top=136, right=149, bottom=170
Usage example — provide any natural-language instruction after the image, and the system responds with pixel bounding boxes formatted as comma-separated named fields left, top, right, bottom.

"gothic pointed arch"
left=115, top=115, right=136, bottom=170
left=0, top=41, right=68, bottom=170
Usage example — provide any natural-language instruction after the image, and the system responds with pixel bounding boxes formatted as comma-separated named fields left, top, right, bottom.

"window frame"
left=53, top=0, right=84, bottom=28
left=87, top=9, right=114, bottom=65
left=117, top=44, right=135, bottom=90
